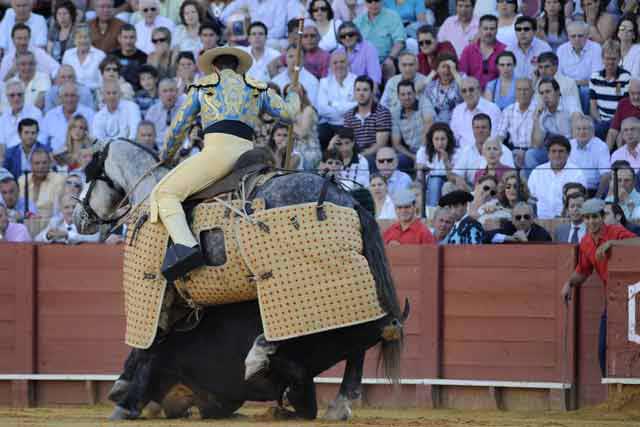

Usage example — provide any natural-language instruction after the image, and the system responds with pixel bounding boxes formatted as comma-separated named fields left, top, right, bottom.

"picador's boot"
left=244, top=333, right=278, bottom=380
left=162, top=244, right=205, bottom=282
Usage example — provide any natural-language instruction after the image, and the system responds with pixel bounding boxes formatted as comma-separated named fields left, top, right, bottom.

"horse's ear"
left=91, top=138, right=108, bottom=154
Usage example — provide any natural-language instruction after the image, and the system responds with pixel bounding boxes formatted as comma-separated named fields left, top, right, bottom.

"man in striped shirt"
left=343, top=75, right=392, bottom=162
left=589, top=40, right=631, bottom=141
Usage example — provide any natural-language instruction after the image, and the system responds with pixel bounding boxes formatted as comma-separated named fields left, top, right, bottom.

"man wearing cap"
left=150, top=46, right=300, bottom=283
left=383, top=189, right=435, bottom=245
left=439, top=189, right=484, bottom=244
left=561, top=198, right=640, bottom=376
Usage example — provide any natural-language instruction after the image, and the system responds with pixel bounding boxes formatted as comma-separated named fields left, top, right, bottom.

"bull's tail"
left=354, top=201, right=406, bottom=383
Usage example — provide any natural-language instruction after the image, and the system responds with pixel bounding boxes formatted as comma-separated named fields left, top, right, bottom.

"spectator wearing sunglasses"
left=134, top=0, right=175, bottom=55
left=416, top=25, right=455, bottom=77
left=335, top=21, right=382, bottom=86
left=507, top=16, right=552, bottom=80
left=308, top=0, right=342, bottom=52
left=459, top=14, right=506, bottom=91
left=486, top=201, right=551, bottom=243
left=375, top=146, right=412, bottom=198
left=438, top=0, right=479, bottom=57
left=95, top=56, right=134, bottom=110
left=469, top=175, right=512, bottom=230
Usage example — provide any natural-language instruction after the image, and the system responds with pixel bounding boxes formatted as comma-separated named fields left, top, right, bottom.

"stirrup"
left=162, top=244, right=205, bottom=282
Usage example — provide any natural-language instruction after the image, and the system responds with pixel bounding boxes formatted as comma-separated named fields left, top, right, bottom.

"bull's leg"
left=269, top=354, right=318, bottom=420
left=324, top=350, right=364, bottom=421
left=108, top=349, right=139, bottom=403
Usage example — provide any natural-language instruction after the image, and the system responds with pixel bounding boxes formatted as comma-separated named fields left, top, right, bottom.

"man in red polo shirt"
left=561, top=198, right=640, bottom=376
left=383, top=189, right=435, bottom=245
left=606, top=79, right=640, bottom=151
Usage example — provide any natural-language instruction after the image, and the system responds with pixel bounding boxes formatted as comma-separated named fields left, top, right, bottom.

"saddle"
left=187, top=147, right=277, bottom=203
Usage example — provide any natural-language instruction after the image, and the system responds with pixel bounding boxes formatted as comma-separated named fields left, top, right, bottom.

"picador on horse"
left=150, top=46, right=302, bottom=378
left=74, top=43, right=409, bottom=420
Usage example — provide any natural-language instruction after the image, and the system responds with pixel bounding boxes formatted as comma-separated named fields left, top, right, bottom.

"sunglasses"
left=142, top=7, right=157, bottom=12
left=377, top=158, right=394, bottom=164
left=460, top=87, right=477, bottom=94
left=515, top=26, right=532, bottom=32
left=312, top=6, right=328, bottom=12
left=418, top=39, right=433, bottom=46
left=104, top=66, right=119, bottom=72
left=340, top=32, right=356, bottom=39
left=482, top=185, right=497, bottom=196
left=514, top=214, right=531, bottom=221
left=396, top=204, right=414, bottom=209
left=152, top=37, right=168, bottom=44
left=7, top=92, right=23, bottom=97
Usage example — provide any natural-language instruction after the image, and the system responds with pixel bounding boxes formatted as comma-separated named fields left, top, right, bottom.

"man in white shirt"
left=557, top=20, right=603, bottom=114
left=144, top=78, right=184, bottom=149
left=134, top=0, right=175, bottom=54
left=40, top=82, right=95, bottom=152
left=317, top=50, right=356, bottom=147
left=272, top=44, right=319, bottom=106
left=0, top=80, right=41, bottom=148
left=0, top=0, right=47, bottom=54
left=240, top=21, right=280, bottom=82
left=569, top=115, right=610, bottom=197
left=450, top=77, right=502, bottom=148
left=507, top=16, right=551, bottom=79
left=451, top=113, right=515, bottom=189
left=496, top=78, right=536, bottom=168
left=0, top=23, right=59, bottom=82
left=92, top=80, right=141, bottom=140
left=221, top=0, right=303, bottom=49
left=534, top=51, right=581, bottom=113
left=380, top=52, right=428, bottom=112
left=528, top=135, right=587, bottom=219
left=4, top=51, right=50, bottom=111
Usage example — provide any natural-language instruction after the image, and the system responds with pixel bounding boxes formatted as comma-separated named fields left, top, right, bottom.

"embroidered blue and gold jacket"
left=164, top=69, right=300, bottom=158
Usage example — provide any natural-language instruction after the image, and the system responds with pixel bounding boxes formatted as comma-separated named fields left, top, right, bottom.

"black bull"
left=111, top=198, right=409, bottom=420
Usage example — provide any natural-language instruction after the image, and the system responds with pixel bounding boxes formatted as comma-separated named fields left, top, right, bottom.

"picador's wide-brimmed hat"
left=438, top=190, right=474, bottom=207
left=198, top=47, right=253, bottom=75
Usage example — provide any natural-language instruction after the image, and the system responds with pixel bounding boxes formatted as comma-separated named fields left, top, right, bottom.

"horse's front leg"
left=324, top=350, right=364, bottom=421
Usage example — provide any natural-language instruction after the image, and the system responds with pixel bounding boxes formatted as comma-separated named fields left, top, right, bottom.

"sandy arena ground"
left=1, top=405, right=640, bottom=427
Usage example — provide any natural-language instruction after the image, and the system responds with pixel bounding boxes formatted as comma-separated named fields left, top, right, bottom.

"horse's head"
left=73, top=139, right=128, bottom=234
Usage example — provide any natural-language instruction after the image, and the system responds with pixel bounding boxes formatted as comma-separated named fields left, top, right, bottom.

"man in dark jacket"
left=485, top=202, right=552, bottom=243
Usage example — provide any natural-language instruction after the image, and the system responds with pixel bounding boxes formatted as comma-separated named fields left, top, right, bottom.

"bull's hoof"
left=142, top=401, right=163, bottom=418
left=260, top=406, right=296, bottom=420
left=324, top=396, right=353, bottom=421
left=108, top=379, right=130, bottom=403
left=109, top=405, right=134, bottom=420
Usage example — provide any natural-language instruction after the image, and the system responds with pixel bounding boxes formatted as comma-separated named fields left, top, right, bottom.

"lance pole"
left=284, top=17, right=305, bottom=169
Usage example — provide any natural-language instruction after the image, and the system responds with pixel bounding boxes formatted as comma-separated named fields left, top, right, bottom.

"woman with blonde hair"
left=64, top=114, right=92, bottom=171
left=146, top=26, right=178, bottom=78
left=285, top=83, right=321, bottom=171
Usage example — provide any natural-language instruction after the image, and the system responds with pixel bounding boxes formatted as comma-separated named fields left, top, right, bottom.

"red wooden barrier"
left=0, top=243, right=608, bottom=409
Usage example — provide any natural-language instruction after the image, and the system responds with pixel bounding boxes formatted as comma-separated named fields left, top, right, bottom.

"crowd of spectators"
left=1, top=0, right=640, bottom=246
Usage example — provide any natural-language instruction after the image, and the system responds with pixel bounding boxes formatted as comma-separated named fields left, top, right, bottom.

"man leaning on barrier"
left=561, top=198, right=640, bottom=377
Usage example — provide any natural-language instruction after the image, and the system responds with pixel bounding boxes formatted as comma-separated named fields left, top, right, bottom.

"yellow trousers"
left=150, top=133, right=253, bottom=247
